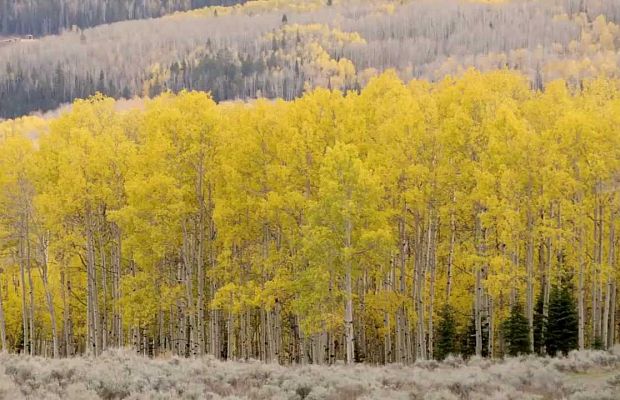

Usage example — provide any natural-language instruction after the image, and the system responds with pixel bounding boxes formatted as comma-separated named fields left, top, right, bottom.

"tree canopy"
left=0, top=69, right=618, bottom=362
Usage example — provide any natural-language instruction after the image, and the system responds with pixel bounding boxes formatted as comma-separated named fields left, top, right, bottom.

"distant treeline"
left=0, top=0, right=246, bottom=36
left=1, top=0, right=620, bottom=119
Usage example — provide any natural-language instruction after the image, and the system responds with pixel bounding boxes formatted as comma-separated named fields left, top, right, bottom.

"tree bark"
left=446, top=193, right=456, bottom=301
left=397, top=214, right=408, bottom=363
left=384, top=270, right=392, bottom=363
left=609, top=281, right=616, bottom=348
left=526, top=210, right=535, bottom=354
left=578, top=225, right=585, bottom=350
left=61, top=261, right=74, bottom=356
left=112, top=225, right=122, bottom=347
left=18, top=214, right=29, bottom=355
left=86, top=218, right=100, bottom=356
left=196, top=178, right=206, bottom=356
left=0, top=272, right=7, bottom=352
left=98, top=227, right=108, bottom=352
left=592, top=198, right=602, bottom=344
left=26, top=215, right=35, bottom=355
left=182, top=221, right=195, bottom=357
left=474, top=213, right=483, bottom=357
left=39, top=233, right=59, bottom=358
left=427, top=214, right=437, bottom=360
left=344, top=217, right=355, bottom=364
left=602, top=208, right=614, bottom=349
left=415, top=215, right=427, bottom=360
left=487, top=296, right=493, bottom=358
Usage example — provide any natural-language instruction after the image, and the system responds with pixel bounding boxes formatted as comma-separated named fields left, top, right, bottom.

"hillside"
left=0, top=0, right=620, bottom=381
left=0, top=0, right=247, bottom=37
left=1, top=0, right=620, bottom=119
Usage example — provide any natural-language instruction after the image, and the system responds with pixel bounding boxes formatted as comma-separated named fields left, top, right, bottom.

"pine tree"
left=533, top=294, right=545, bottom=355
left=460, top=315, right=476, bottom=358
left=545, top=282, right=578, bottom=356
left=435, top=304, right=457, bottom=360
left=593, top=336, right=604, bottom=350
left=460, top=310, right=489, bottom=358
left=502, top=303, right=531, bottom=356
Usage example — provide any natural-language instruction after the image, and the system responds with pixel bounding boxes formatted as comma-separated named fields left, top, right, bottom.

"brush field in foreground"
left=0, top=349, right=619, bottom=400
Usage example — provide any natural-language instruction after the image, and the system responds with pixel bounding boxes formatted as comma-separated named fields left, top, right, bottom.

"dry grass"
left=0, top=349, right=617, bottom=399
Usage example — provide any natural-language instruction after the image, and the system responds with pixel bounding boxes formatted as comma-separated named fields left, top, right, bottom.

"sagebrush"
left=0, top=349, right=618, bottom=400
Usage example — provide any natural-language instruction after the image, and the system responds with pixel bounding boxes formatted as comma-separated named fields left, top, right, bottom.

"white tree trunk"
left=0, top=274, right=7, bottom=352
left=344, top=217, right=355, bottom=364
left=603, top=209, right=615, bottom=349
left=526, top=212, right=534, bottom=354
left=40, top=234, right=59, bottom=358
left=18, top=219, right=29, bottom=354
left=578, top=226, right=585, bottom=350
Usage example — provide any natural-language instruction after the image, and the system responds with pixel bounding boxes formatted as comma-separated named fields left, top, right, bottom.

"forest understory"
left=0, top=348, right=618, bottom=400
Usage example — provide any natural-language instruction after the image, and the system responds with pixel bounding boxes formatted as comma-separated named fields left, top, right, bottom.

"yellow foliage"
left=1, top=68, right=619, bottom=358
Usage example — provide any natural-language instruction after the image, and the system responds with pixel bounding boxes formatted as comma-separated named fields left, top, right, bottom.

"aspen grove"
left=0, top=69, right=618, bottom=363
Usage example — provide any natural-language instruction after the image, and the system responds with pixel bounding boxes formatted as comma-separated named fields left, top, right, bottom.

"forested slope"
left=2, top=0, right=620, bottom=119
left=0, top=0, right=246, bottom=36
left=0, top=70, right=618, bottom=363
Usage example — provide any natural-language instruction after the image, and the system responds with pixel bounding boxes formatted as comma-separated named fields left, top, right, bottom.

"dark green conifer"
left=435, top=304, right=457, bottom=360
left=460, top=309, right=489, bottom=358
left=533, top=293, right=545, bottom=355
left=545, top=282, right=578, bottom=356
left=502, top=303, right=530, bottom=356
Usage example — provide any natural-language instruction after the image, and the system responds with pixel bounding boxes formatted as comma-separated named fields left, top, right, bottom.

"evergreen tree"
left=502, top=303, right=530, bottom=356
left=533, top=294, right=545, bottom=355
left=592, top=336, right=604, bottom=350
left=545, top=282, right=578, bottom=356
left=460, top=315, right=476, bottom=358
left=460, top=310, right=489, bottom=358
left=435, top=304, right=457, bottom=360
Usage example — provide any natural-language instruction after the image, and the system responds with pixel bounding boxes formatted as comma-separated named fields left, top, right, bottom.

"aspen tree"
left=0, top=71, right=618, bottom=358
left=304, top=142, right=390, bottom=363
